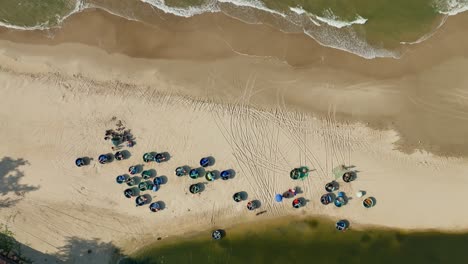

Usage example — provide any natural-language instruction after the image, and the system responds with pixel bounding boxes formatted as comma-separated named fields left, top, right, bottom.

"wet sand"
left=1, top=6, right=468, bottom=157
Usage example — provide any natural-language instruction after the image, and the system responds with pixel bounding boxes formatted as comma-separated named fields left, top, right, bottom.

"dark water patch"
left=121, top=218, right=468, bottom=264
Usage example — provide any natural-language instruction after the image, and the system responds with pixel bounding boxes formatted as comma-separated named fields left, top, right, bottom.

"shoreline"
left=1, top=8, right=468, bottom=157
left=124, top=216, right=468, bottom=263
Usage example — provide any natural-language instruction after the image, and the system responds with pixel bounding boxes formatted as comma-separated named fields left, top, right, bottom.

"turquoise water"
left=0, top=0, right=467, bottom=58
left=121, top=218, right=468, bottom=264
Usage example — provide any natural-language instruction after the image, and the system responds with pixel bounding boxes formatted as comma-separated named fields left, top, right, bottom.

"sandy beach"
left=1, top=4, right=468, bottom=263
left=2, top=7, right=468, bottom=157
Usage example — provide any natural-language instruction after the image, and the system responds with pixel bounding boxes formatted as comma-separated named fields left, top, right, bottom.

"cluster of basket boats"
left=289, top=165, right=376, bottom=232
left=77, top=151, right=376, bottom=236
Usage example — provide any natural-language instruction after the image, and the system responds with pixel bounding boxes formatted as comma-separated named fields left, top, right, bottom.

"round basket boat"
left=189, top=168, right=200, bottom=179
left=342, top=172, right=355, bottom=183
left=175, top=166, right=187, bottom=177
left=149, top=202, right=161, bottom=212
left=334, top=196, right=345, bottom=208
left=75, top=158, right=86, bottom=167
left=292, top=198, right=304, bottom=209
left=211, top=230, right=223, bottom=240
left=141, top=170, right=153, bottom=180
left=153, top=177, right=163, bottom=186
left=124, top=188, right=135, bottom=199
left=233, top=192, right=243, bottom=202
left=247, top=201, right=258, bottom=211
left=325, top=181, right=338, bottom=192
left=143, top=153, right=155, bottom=163
left=126, top=177, right=137, bottom=186
left=363, top=197, right=375, bottom=208
left=154, top=153, right=167, bottom=163
left=98, top=154, right=109, bottom=164
left=205, top=171, right=215, bottom=181
left=114, top=151, right=124, bottom=161
left=220, top=170, right=231, bottom=180
left=116, top=175, right=128, bottom=184
left=138, top=181, right=153, bottom=192
left=335, top=220, right=349, bottom=232
left=320, top=193, right=333, bottom=205
left=135, top=195, right=147, bottom=207
left=128, top=165, right=139, bottom=175
left=199, top=157, right=211, bottom=167
left=189, top=183, right=201, bottom=194
left=290, top=167, right=309, bottom=180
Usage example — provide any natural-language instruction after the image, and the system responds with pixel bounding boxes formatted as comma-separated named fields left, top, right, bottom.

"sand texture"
left=1, top=43, right=468, bottom=262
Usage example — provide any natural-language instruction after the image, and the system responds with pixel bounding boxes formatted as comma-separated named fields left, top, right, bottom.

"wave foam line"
left=289, top=6, right=367, bottom=28
left=0, top=0, right=86, bottom=31
left=435, top=0, right=468, bottom=15
left=140, top=0, right=285, bottom=18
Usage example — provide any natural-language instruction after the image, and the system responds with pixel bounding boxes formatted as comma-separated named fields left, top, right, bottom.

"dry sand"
left=1, top=37, right=468, bottom=263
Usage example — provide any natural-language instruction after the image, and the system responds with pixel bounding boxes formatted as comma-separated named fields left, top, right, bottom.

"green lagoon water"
left=0, top=0, right=76, bottom=27
left=122, top=218, right=468, bottom=264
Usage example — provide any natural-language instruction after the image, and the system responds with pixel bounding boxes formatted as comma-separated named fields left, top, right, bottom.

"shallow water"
left=0, top=0, right=466, bottom=58
left=122, top=217, right=468, bottom=264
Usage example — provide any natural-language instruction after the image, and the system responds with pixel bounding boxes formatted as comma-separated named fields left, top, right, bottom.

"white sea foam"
left=314, top=9, right=367, bottom=29
left=289, top=6, right=367, bottom=28
left=434, top=0, right=468, bottom=15
left=140, top=0, right=285, bottom=18
left=289, top=6, right=320, bottom=26
left=140, top=0, right=219, bottom=17
left=218, top=0, right=286, bottom=17
left=303, top=27, right=398, bottom=60
left=0, top=0, right=86, bottom=30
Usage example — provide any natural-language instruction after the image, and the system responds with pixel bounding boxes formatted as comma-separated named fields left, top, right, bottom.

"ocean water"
left=0, top=0, right=467, bottom=58
left=120, top=218, right=468, bottom=264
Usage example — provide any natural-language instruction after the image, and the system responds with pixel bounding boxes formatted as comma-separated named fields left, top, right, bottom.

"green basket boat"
left=138, top=181, right=154, bottom=191
left=143, top=153, right=155, bottom=163
left=290, top=166, right=309, bottom=180
left=142, top=170, right=153, bottom=179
